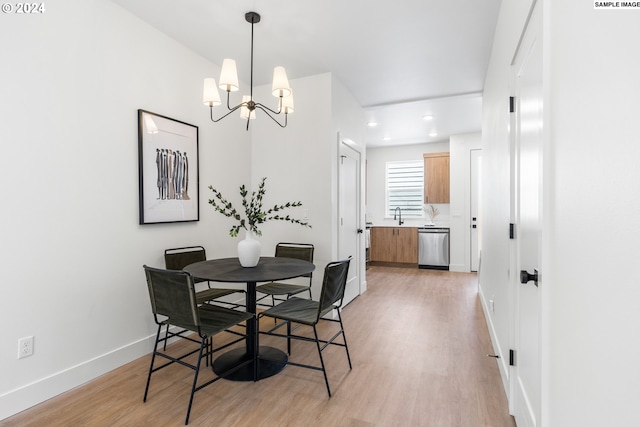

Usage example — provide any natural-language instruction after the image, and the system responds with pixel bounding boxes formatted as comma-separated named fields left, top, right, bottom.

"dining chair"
left=165, top=246, right=245, bottom=308
left=142, top=266, right=253, bottom=425
left=257, top=257, right=352, bottom=397
left=256, top=242, right=314, bottom=307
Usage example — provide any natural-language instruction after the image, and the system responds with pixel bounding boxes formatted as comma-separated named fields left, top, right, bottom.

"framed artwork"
left=138, top=109, right=199, bottom=224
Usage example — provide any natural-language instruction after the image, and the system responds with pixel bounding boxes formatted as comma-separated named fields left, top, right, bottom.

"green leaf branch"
left=208, top=177, right=311, bottom=237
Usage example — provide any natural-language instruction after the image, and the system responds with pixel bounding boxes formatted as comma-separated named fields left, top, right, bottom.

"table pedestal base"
left=213, top=346, right=287, bottom=381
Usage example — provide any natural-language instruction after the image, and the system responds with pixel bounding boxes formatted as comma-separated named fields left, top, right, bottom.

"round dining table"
left=184, top=256, right=315, bottom=381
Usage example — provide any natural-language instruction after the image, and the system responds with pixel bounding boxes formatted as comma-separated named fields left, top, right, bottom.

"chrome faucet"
left=394, top=207, right=404, bottom=226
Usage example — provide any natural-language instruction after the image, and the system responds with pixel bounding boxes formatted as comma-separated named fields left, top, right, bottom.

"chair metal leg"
left=287, top=321, right=292, bottom=355
left=269, top=295, right=280, bottom=324
left=163, top=324, right=170, bottom=350
left=313, top=326, right=331, bottom=398
left=144, top=325, right=163, bottom=402
left=207, top=337, right=213, bottom=367
left=337, top=310, right=352, bottom=369
left=185, top=338, right=206, bottom=425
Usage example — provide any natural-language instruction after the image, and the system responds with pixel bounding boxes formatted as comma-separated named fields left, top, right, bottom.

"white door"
left=510, top=3, right=542, bottom=427
left=339, top=140, right=361, bottom=306
left=470, top=149, right=481, bottom=272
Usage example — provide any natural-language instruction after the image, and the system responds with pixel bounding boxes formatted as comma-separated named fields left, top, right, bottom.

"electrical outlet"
left=18, top=336, right=34, bottom=359
left=489, top=299, right=495, bottom=313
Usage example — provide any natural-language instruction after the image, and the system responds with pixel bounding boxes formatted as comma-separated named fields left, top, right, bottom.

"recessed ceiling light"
left=422, top=115, right=434, bottom=121
left=383, top=136, right=391, bottom=141
left=367, top=121, right=378, bottom=127
left=429, top=132, right=438, bottom=137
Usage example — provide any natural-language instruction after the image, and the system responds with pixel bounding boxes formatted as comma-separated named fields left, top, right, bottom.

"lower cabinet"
left=370, top=227, right=418, bottom=264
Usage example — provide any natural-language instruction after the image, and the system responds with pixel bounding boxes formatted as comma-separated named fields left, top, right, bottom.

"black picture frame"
left=138, top=109, right=199, bottom=224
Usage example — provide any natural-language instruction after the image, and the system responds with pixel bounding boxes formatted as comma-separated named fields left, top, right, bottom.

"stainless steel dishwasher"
left=418, top=227, right=450, bottom=270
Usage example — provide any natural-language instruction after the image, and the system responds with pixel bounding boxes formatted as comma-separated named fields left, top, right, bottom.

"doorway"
left=509, top=3, right=543, bottom=426
left=470, top=149, right=482, bottom=272
left=338, top=136, right=363, bottom=306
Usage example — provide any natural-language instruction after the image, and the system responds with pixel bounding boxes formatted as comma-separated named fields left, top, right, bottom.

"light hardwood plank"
left=1, top=267, right=515, bottom=427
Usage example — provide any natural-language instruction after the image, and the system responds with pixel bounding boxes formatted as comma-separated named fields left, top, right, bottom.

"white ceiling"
left=112, top=0, right=501, bottom=148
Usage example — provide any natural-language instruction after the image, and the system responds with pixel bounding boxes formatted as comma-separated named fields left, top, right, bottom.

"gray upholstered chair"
left=257, top=257, right=352, bottom=397
left=256, top=242, right=314, bottom=307
left=142, top=266, right=253, bottom=425
left=165, top=246, right=244, bottom=307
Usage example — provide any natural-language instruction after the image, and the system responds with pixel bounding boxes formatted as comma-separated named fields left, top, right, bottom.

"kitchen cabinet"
left=370, top=227, right=418, bottom=264
left=424, top=152, right=450, bottom=204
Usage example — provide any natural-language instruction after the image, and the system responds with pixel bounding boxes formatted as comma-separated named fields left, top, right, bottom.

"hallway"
left=353, top=266, right=514, bottom=426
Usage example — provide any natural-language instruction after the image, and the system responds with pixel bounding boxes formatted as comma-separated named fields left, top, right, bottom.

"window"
left=386, top=160, right=424, bottom=217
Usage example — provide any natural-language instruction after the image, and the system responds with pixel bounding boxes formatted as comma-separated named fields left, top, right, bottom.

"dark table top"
left=183, top=256, right=315, bottom=283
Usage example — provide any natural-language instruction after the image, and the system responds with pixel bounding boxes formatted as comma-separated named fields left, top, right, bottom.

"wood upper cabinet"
left=370, top=227, right=418, bottom=264
left=424, top=152, right=450, bottom=204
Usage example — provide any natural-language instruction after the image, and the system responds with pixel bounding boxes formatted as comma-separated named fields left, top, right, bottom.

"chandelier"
left=202, top=11, right=294, bottom=131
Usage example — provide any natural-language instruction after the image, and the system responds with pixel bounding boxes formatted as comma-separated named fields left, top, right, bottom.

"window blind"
left=386, top=160, right=424, bottom=217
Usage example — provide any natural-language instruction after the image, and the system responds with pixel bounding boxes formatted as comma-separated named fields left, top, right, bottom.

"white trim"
left=0, top=335, right=155, bottom=420
left=479, top=285, right=511, bottom=394
left=338, top=133, right=367, bottom=302
left=447, top=264, right=466, bottom=273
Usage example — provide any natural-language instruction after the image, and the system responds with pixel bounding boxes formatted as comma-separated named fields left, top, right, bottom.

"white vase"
left=237, top=230, right=261, bottom=267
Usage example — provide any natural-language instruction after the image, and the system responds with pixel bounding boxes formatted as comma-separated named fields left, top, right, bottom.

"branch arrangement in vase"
left=426, top=204, right=440, bottom=223
left=208, top=177, right=311, bottom=237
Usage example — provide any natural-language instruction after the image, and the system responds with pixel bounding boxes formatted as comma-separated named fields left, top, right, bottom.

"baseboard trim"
left=478, top=285, right=510, bottom=394
left=448, top=263, right=468, bottom=273
left=0, top=334, right=156, bottom=421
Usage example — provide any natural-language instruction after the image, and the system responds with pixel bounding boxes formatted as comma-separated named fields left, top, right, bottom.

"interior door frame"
left=338, top=133, right=366, bottom=303
left=470, top=148, right=482, bottom=272
left=508, top=2, right=543, bottom=426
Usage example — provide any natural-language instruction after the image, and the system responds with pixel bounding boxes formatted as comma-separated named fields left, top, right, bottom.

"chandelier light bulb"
left=272, top=66, right=291, bottom=98
left=219, top=59, right=239, bottom=92
left=203, top=78, right=221, bottom=107
left=282, top=90, right=294, bottom=114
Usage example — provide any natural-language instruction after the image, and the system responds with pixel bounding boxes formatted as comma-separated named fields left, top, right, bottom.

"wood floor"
left=2, top=266, right=515, bottom=427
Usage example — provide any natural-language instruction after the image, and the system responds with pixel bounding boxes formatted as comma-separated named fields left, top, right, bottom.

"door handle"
left=357, top=229, right=364, bottom=234
left=520, top=269, right=539, bottom=287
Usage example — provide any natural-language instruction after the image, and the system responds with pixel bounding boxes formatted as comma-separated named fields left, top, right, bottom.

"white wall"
left=480, top=0, right=533, bottom=395
left=0, top=0, right=250, bottom=419
left=544, top=1, right=640, bottom=425
left=251, top=73, right=333, bottom=296
left=482, top=0, right=640, bottom=425
left=449, top=132, right=482, bottom=272
left=250, top=73, right=365, bottom=297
